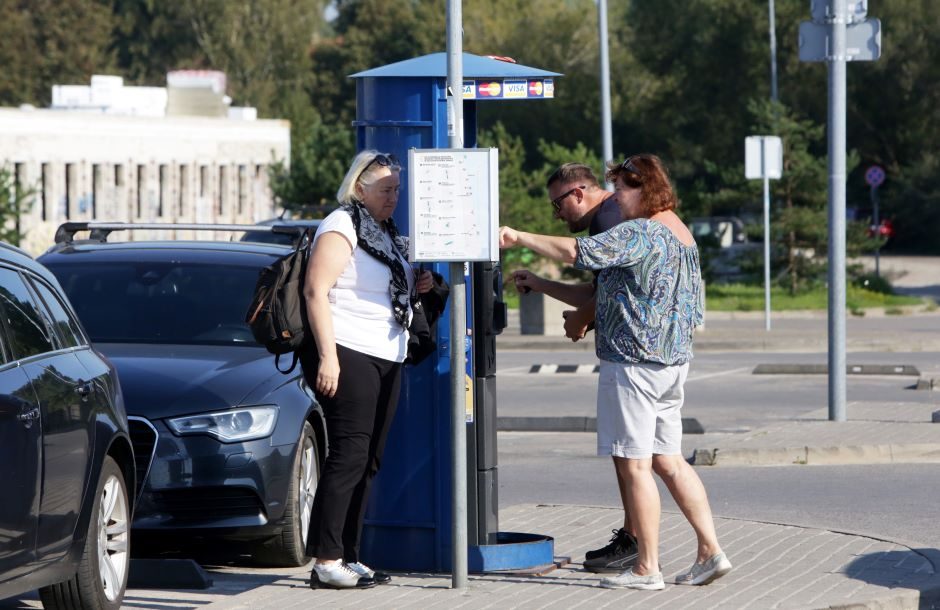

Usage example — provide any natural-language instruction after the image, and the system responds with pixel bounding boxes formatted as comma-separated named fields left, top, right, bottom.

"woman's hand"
left=316, top=353, right=340, bottom=398
left=416, top=270, right=434, bottom=294
left=499, top=226, right=520, bottom=249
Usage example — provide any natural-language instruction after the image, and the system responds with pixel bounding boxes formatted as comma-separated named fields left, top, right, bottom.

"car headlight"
left=166, top=406, right=278, bottom=442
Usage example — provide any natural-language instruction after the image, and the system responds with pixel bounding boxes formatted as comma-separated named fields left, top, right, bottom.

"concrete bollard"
left=519, top=291, right=570, bottom=336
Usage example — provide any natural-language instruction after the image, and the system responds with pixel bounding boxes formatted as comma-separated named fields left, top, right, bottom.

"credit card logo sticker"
left=462, top=81, right=475, bottom=99
left=477, top=81, right=502, bottom=97
left=504, top=80, right=527, bottom=98
left=528, top=81, right=544, bottom=97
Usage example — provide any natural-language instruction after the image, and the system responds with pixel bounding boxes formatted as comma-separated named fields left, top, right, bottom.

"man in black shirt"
left=510, top=163, right=637, bottom=573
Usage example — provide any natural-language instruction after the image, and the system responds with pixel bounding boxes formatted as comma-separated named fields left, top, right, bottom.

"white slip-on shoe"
left=599, top=569, right=665, bottom=590
left=675, top=552, right=733, bottom=585
left=310, top=561, right=376, bottom=589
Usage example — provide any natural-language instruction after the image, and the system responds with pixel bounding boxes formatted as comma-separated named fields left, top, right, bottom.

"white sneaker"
left=675, top=552, right=733, bottom=585
left=599, top=569, right=665, bottom=590
left=347, top=561, right=392, bottom=584
left=310, top=561, right=376, bottom=589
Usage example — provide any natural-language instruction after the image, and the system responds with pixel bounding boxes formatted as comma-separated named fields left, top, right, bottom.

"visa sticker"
left=503, top=80, right=527, bottom=98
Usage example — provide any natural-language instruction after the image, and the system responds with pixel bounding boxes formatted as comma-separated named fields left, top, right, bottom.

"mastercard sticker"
left=477, top=81, right=502, bottom=98
left=528, top=80, right=544, bottom=97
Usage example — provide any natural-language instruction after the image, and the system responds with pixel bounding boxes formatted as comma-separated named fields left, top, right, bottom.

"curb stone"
left=692, top=443, right=940, bottom=466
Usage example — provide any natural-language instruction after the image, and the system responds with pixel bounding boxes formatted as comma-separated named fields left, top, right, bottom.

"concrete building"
left=2, top=74, right=290, bottom=254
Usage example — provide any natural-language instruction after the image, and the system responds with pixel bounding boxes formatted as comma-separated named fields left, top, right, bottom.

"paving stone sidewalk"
left=189, top=504, right=939, bottom=610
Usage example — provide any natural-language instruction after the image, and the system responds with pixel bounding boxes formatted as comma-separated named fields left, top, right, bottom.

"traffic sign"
left=799, top=18, right=881, bottom=62
left=865, top=165, right=885, bottom=188
left=810, top=0, right=867, bottom=23
left=745, top=136, right=783, bottom=180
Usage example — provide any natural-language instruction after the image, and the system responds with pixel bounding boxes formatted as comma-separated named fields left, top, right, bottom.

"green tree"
left=110, top=0, right=202, bottom=85
left=0, top=0, right=116, bottom=106
left=0, top=166, right=35, bottom=246
left=180, top=0, right=325, bottom=120
left=269, top=113, right=355, bottom=210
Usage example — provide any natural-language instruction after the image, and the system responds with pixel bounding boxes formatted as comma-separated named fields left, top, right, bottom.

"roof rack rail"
left=54, top=222, right=305, bottom=245
left=0, top=240, right=32, bottom=258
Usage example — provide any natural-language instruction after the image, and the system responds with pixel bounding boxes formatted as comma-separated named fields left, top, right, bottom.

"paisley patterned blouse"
left=575, top=219, right=704, bottom=365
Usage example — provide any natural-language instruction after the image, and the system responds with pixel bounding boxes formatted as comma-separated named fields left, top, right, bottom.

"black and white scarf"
left=341, top=201, right=413, bottom=329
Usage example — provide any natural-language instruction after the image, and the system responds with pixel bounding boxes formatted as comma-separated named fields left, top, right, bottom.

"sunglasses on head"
left=360, top=153, right=401, bottom=179
left=551, top=185, right=585, bottom=211
left=620, top=157, right=641, bottom=177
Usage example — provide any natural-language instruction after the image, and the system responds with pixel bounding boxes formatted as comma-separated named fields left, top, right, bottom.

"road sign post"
left=800, top=0, right=881, bottom=423
left=746, top=135, right=783, bottom=332
left=865, top=165, right=885, bottom=278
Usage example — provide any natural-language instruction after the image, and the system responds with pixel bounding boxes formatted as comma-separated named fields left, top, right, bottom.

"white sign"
left=810, top=0, right=867, bottom=23
left=408, top=148, right=499, bottom=262
left=799, top=19, right=881, bottom=62
left=745, top=136, right=783, bottom=180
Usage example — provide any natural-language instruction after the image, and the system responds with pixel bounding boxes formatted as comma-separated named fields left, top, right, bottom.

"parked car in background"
left=38, top=223, right=325, bottom=567
left=0, top=241, right=134, bottom=610
left=690, top=216, right=759, bottom=281
left=238, top=217, right=322, bottom=246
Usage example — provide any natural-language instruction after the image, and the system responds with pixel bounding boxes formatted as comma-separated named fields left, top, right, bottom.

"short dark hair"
left=605, top=154, right=678, bottom=215
left=547, top=163, right=601, bottom=189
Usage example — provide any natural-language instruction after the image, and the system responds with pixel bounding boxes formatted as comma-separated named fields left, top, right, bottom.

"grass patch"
left=705, top=283, right=923, bottom=312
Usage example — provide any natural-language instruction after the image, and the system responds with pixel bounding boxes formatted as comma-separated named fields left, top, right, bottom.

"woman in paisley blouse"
left=499, top=154, right=731, bottom=591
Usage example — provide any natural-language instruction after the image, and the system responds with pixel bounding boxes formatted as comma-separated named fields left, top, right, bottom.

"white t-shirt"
left=313, top=209, right=414, bottom=362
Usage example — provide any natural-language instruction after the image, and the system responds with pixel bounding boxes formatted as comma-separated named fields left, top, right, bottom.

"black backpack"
left=245, top=229, right=312, bottom=373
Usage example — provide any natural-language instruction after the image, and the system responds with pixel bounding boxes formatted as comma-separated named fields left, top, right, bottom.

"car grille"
left=149, top=487, right=265, bottom=521
left=128, top=417, right=158, bottom=497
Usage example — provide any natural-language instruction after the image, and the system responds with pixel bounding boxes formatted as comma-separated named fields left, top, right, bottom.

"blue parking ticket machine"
left=352, top=52, right=560, bottom=572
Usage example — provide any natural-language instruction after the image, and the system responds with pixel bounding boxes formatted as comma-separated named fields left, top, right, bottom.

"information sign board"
left=799, top=19, right=881, bottom=62
left=409, top=148, right=499, bottom=262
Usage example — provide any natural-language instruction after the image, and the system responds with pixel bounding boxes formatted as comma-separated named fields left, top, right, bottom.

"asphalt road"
left=496, top=349, right=939, bottom=433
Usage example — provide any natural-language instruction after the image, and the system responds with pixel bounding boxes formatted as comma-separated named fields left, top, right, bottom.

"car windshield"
left=51, top=261, right=263, bottom=346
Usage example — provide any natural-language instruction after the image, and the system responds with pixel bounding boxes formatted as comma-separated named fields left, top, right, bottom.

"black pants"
left=300, top=343, right=402, bottom=561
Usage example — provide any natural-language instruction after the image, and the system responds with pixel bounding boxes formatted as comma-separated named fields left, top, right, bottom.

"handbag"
left=406, top=271, right=450, bottom=365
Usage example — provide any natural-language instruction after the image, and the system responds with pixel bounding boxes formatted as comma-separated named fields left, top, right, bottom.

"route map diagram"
left=409, top=148, right=498, bottom=262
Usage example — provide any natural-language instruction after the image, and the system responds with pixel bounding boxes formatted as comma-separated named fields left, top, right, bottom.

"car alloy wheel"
left=299, top=430, right=317, bottom=548
left=40, top=456, right=130, bottom=610
left=97, top=467, right=131, bottom=601
left=252, top=421, right=319, bottom=566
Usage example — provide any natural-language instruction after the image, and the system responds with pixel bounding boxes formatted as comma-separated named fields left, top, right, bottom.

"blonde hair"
left=336, top=150, right=401, bottom=205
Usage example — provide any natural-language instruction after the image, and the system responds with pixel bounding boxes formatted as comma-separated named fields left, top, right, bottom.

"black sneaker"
left=583, top=528, right=639, bottom=573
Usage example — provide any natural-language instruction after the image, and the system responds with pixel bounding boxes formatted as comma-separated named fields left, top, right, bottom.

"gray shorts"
left=596, top=360, right=689, bottom=459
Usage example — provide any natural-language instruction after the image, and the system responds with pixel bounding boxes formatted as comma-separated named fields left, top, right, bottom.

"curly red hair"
left=605, top=154, right=678, bottom=215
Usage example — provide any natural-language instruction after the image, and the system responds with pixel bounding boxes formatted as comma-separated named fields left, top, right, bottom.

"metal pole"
left=598, top=0, right=613, bottom=184
left=827, top=0, right=847, bottom=422
left=769, top=0, right=779, bottom=104
left=871, top=186, right=880, bottom=278
left=763, top=147, right=772, bottom=332
left=445, top=0, right=468, bottom=589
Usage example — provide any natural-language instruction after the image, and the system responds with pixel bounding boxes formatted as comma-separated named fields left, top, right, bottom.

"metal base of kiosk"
left=467, top=532, right=555, bottom=573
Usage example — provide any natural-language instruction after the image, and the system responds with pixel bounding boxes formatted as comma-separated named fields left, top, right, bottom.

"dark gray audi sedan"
left=1, top=241, right=134, bottom=609
left=39, top=223, right=325, bottom=567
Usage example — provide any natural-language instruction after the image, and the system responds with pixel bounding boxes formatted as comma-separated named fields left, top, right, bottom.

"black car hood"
left=97, top=344, right=280, bottom=419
